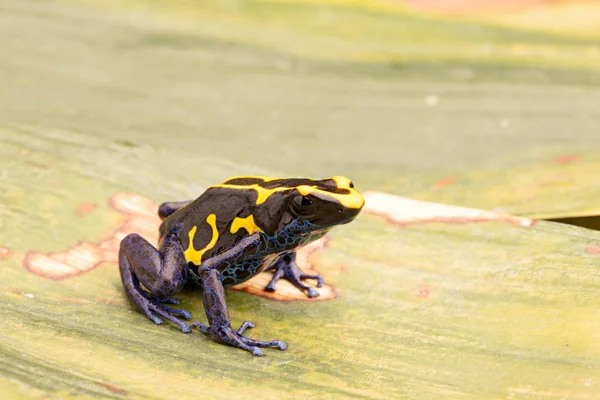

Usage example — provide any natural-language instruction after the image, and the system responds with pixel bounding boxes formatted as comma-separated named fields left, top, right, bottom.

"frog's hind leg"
left=118, top=223, right=192, bottom=332
left=264, top=252, right=323, bottom=298
left=158, top=200, right=193, bottom=220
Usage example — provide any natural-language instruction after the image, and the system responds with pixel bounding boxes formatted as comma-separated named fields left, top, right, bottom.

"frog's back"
left=159, top=187, right=257, bottom=263
left=159, top=177, right=305, bottom=258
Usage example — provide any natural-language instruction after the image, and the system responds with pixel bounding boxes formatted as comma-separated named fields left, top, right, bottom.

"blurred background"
left=2, top=1, right=600, bottom=399
left=3, top=0, right=600, bottom=230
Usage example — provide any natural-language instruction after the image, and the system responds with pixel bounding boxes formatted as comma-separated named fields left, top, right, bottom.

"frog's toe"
left=306, top=287, right=320, bottom=298
left=190, top=322, right=210, bottom=334
left=264, top=282, right=276, bottom=292
left=161, top=306, right=192, bottom=320
left=145, top=311, right=164, bottom=326
left=301, top=273, right=324, bottom=288
left=147, top=297, right=192, bottom=320
left=252, top=348, right=264, bottom=357
left=147, top=303, right=192, bottom=333
left=237, top=321, right=255, bottom=335
left=240, top=335, right=287, bottom=351
left=150, top=296, right=180, bottom=304
left=146, top=295, right=192, bottom=320
left=126, top=286, right=193, bottom=330
left=236, top=323, right=287, bottom=350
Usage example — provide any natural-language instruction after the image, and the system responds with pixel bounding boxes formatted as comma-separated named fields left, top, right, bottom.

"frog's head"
left=227, top=176, right=364, bottom=237
left=286, top=176, right=364, bottom=229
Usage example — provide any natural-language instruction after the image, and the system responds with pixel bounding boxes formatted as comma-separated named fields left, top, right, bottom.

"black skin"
left=119, top=177, right=363, bottom=356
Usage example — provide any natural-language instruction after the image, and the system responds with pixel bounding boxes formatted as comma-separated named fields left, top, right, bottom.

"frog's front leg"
left=118, top=223, right=192, bottom=332
left=192, top=268, right=286, bottom=356
left=264, top=252, right=324, bottom=298
left=191, top=235, right=287, bottom=356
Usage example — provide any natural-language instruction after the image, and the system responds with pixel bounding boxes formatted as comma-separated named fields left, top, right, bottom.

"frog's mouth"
left=281, top=186, right=364, bottom=232
left=302, top=203, right=363, bottom=228
left=297, top=183, right=365, bottom=211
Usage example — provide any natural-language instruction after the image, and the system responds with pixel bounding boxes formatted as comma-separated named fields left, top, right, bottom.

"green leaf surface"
left=1, top=1, right=600, bottom=399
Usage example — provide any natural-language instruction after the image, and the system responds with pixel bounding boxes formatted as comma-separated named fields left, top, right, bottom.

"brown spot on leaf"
left=586, top=245, right=600, bottom=255
left=97, top=382, right=127, bottom=396
left=25, top=242, right=103, bottom=280
left=95, top=297, right=122, bottom=306
left=110, top=192, right=158, bottom=217
left=25, top=161, right=50, bottom=169
left=76, top=202, right=97, bottom=216
left=25, top=193, right=161, bottom=280
left=554, top=154, right=581, bottom=165
left=59, top=297, right=90, bottom=304
left=433, top=176, right=457, bottom=189
left=417, top=286, right=431, bottom=299
left=0, top=246, right=11, bottom=259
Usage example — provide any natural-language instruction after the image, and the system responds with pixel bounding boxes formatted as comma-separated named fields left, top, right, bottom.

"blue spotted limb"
left=191, top=235, right=287, bottom=356
left=191, top=267, right=286, bottom=356
left=264, top=252, right=324, bottom=298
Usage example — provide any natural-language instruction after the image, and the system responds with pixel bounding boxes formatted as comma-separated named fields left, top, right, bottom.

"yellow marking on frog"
left=332, top=175, right=352, bottom=189
left=211, top=183, right=293, bottom=205
left=230, top=215, right=263, bottom=235
left=298, top=175, right=364, bottom=209
left=213, top=175, right=364, bottom=209
left=183, top=214, right=219, bottom=265
left=297, top=185, right=364, bottom=209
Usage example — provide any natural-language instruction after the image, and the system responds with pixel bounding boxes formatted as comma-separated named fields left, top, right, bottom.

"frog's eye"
left=349, top=181, right=354, bottom=189
left=294, top=195, right=313, bottom=207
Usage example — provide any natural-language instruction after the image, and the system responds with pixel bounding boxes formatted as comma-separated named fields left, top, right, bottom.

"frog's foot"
left=265, top=253, right=323, bottom=298
left=192, top=321, right=287, bottom=356
left=137, top=290, right=193, bottom=333
left=149, top=295, right=181, bottom=305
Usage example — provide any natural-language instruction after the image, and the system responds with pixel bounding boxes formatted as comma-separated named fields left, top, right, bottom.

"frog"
left=118, top=175, right=364, bottom=356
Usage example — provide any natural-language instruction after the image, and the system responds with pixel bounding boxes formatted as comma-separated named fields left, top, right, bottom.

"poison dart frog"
left=119, top=176, right=364, bottom=356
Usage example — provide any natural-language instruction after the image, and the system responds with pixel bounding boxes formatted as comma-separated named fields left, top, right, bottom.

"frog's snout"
left=338, top=203, right=363, bottom=223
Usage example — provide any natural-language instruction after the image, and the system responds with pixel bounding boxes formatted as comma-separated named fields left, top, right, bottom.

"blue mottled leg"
left=265, top=252, right=323, bottom=298
left=191, top=267, right=286, bottom=356
left=119, top=223, right=192, bottom=332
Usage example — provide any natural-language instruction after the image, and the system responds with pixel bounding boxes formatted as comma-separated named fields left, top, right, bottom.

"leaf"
left=3, top=190, right=600, bottom=398
left=1, top=0, right=600, bottom=399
